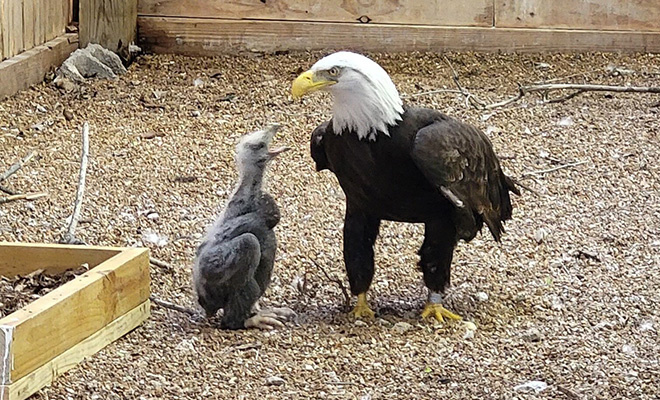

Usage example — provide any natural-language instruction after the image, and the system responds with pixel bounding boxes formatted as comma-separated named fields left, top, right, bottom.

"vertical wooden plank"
left=1, top=0, right=23, bottom=59
left=22, top=0, right=34, bottom=51
left=80, top=0, right=137, bottom=58
left=0, top=0, right=5, bottom=60
left=34, top=0, right=44, bottom=45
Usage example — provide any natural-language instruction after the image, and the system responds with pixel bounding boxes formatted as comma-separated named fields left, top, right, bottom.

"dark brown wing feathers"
left=411, top=118, right=518, bottom=242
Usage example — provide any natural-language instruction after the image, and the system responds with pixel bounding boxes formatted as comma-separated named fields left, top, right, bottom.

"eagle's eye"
left=250, top=143, right=266, bottom=151
left=328, top=67, right=340, bottom=77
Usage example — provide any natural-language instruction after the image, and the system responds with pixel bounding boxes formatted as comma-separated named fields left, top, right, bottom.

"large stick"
left=0, top=151, right=37, bottom=182
left=61, top=123, right=90, bottom=244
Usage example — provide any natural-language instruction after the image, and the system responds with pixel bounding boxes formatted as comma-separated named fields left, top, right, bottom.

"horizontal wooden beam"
left=138, top=0, right=494, bottom=27
left=0, top=33, right=78, bottom=101
left=0, top=242, right=120, bottom=277
left=138, top=17, right=660, bottom=55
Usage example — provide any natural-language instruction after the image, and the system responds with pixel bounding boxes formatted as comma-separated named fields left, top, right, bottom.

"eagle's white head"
left=292, top=51, right=404, bottom=141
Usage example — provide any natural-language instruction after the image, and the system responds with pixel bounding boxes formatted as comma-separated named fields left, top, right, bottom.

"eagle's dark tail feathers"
left=484, top=172, right=520, bottom=242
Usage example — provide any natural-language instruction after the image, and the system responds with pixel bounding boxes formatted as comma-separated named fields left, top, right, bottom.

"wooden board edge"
left=0, top=242, right=124, bottom=277
left=0, top=242, right=127, bottom=253
left=0, top=326, right=12, bottom=385
left=6, top=246, right=150, bottom=382
left=0, top=33, right=78, bottom=101
left=137, top=17, right=660, bottom=54
left=0, top=301, right=150, bottom=400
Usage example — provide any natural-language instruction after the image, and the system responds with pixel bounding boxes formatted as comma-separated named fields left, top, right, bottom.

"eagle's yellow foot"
left=421, top=303, right=462, bottom=323
left=349, top=293, right=375, bottom=319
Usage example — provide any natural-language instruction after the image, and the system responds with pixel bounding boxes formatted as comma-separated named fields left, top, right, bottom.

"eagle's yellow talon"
left=349, top=293, right=375, bottom=319
left=421, top=303, right=462, bottom=323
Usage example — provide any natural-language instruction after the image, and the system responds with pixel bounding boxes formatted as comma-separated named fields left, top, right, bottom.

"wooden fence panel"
left=0, top=0, right=70, bottom=61
left=1, top=0, right=24, bottom=59
left=80, top=0, right=137, bottom=57
left=496, top=0, right=660, bottom=32
left=138, top=0, right=494, bottom=27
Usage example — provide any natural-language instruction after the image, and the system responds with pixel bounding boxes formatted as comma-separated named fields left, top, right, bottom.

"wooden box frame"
left=0, top=243, right=150, bottom=400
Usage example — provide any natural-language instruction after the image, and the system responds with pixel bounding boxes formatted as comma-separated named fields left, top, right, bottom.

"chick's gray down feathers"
left=192, top=124, right=289, bottom=329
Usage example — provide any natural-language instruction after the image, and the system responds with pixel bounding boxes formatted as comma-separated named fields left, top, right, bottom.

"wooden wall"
left=0, top=0, right=72, bottom=62
left=138, top=0, right=660, bottom=54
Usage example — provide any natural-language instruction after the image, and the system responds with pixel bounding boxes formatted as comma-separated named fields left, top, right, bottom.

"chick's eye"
left=328, top=67, right=339, bottom=77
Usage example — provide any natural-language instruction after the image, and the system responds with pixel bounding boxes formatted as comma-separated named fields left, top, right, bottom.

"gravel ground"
left=0, top=51, right=659, bottom=399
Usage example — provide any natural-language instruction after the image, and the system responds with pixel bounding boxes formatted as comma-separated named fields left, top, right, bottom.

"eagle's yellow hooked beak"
left=291, top=70, right=336, bottom=99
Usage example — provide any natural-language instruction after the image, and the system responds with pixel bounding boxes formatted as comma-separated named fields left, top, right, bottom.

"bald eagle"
left=292, top=52, right=519, bottom=322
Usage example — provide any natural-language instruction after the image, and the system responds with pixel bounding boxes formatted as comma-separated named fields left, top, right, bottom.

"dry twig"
left=402, top=88, right=462, bottom=99
left=60, top=123, right=90, bottom=245
left=0, top=192, right=47, bottom=204
left=522, top=160, right=588, bottom=179
left=443, top=57, right=487, bottom=109
left=150, top=257, right=174, bottom=270
left=0, top=151, right=37, bottom=182
left=557, top=385, right=581, bottom=400
left=308, top=259, right=351, bottom=309
left=149, top=295, right=198, bottom=316
left=440, top=61, right=660, bottom=110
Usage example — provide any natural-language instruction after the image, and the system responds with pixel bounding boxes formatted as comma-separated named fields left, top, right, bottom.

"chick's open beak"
left=291, top=70, right=336, bottom=99
left=268, top=146, right=290, bottom=159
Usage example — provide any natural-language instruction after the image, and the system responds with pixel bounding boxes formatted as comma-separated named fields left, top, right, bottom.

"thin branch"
left=0, top=151, right=37, bottom=182
left=61, top=123, right=90, bottom=244
left=150, top=257, right=174, bottom=270
left=149, top=295, right=198, bottom=316
left=509, top=178, right=540, bottom=197
left=557, top=385, right=581, bottom=400
left=437, top=63, right=660, bottom=110
left=402, top=88, right=462, bottom=99
left=524, top=83, right=660, bottom=94
left=522, top=160, right=588, bottom=179
left=443, top=56, right=487, bottom=109
left=309, top=259, right=351, bottom=309
left=0, top=192, right=47, bottom=204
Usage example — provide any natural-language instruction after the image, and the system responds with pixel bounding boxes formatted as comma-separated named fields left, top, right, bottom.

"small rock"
left=266, top=376, right=285, bottom=386
left=639, top=320, right=654, bottom=332
left=621, top=344, right=635, bottom=354
left=485, top=126, right=501, bottom=135
left=463, top=329, right=474, bottom=340
left=522, top=327, right=542, bottom=342
left=354, top=320, right=368, bottom=327
left=475, top=292, right=488, bottom=302
left=193, top=78, right=204, bottom=87
left=63, top=109, right=74, bottom=121
left=534, top=228, right=547, bottom=243
left=514, top=380, right=548, bottom=393
left=142, top=231, right=169, bottom=247
left=36, top=105, right=47, bottom=113
left=463, top=321, right=477, bottom=331
left=392, top=321, right=413, bottom=334
left=191, top=110, right=201, bottom=117
left=147, top=212, right=160, bottom=221
left=140, top=131, right=158, bottom=139
left=535, top=62, right=551, bottom=70
left=376, top=318, right=392, bottom=327
left=557, top=116, right=574, bottom=127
